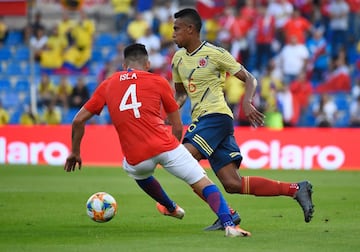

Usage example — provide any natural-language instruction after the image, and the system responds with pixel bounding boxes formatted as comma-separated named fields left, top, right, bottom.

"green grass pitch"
left=0, top=165, right=359, bottom=252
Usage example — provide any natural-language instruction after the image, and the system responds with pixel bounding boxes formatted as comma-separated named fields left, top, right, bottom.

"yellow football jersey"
left=172, top=42, right=243, bottom=120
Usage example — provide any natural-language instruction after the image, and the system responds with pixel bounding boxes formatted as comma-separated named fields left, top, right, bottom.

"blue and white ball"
left=86, top=192, right=117, bottom=223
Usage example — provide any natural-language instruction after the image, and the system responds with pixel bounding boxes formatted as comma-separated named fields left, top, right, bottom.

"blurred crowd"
left=0, top=0, right=360, bottom=128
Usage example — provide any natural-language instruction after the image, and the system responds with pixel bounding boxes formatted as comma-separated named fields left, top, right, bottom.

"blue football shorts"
left=183, top=113, right=243, bottom=173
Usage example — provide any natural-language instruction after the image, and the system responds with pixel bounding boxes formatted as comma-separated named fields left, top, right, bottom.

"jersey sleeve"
left=159, top=77, right=179, bottom=113
left=171, top=51, right=183, bottom=83
left=214, top=49, right=243, bottom=76
left=84, top=80, right=107, bottom=115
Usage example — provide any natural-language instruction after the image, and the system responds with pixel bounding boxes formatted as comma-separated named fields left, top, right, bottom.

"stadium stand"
left=0, top=46, right=11, bottom=61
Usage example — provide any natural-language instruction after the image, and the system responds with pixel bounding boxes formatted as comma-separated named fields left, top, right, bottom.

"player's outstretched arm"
left=175, top=82, right=188, bottom=108
left=234, top=68, right=265, bottom=128
left=64, top=107, right=94, bottom=172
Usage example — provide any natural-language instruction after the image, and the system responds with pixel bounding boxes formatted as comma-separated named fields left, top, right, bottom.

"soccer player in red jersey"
left=64, top=43, right=250, bottom=237
left=171, top=8, right=314, bottom=230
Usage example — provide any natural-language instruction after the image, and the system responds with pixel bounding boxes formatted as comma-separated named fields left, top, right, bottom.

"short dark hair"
left=124, top=43, right=148, bottom=59
left=123, top=43, right=148, bottom=65
left=174, top=8, right=202, bottom=33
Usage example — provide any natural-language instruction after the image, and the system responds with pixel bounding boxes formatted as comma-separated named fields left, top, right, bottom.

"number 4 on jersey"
left=119, top=84, right=142, bottom=118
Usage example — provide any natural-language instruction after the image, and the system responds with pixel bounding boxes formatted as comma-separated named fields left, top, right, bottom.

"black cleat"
left=294, top=181, right=314, bottom=223
left=204, top=211, right=241, bottom=231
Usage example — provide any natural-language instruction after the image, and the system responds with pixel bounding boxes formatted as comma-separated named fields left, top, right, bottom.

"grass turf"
left=0, top=165, right=359, bottom=252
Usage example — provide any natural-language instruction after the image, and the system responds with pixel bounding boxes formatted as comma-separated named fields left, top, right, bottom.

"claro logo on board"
left=0, top=137, right=346, bottom=170
left=0, top=137, right=69, bottom=165
left=241, top=140, right=345, bottom=170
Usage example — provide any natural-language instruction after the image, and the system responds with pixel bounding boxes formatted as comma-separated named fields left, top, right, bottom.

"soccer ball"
left=86, top=192, right=117, bottom=223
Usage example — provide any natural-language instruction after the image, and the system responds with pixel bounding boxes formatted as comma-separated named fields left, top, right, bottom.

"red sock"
left=241, top=176, right=298, bottom=197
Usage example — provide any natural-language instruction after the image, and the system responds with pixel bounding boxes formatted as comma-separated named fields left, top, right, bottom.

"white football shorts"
left=123, top=144, right=207, bottom=185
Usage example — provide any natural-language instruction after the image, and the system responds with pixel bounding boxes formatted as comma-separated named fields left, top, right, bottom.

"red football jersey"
left=84, top=70, right=180, bottom=165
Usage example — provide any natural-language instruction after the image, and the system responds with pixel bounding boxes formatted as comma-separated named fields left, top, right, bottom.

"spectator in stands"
left=254, top=5, right=276, bottom=73
left=277, top=35, right=310, bottom=85
left=269, top=56, right=284, bottom=81
left=306, top=27, right=331, bottom=83
left=356, top=39, right=360, bottom=73
left=0, top=16, right=8, bottom=45
left=347, top=0, right=360, bottom=44
left=261, top=86, right=284, bottom=129
left=22, top=24, right=32, bottom=46
left=293, top=0, right=314, bottom=20
left=22, top=11, right=44, bottom=45
left=239, top=0, right=258, bottom=55
left=137, top=26, right=164, bottom=71
left=73, top=10, right=96, bottom=43
left=229, top=8, right=252, bottom=66
left=63, top=10, right=95, bottom=71
left=40, top=26, right=68, bottom=70
left=159, top=14, right=174, bottom=48
left=312, top=93, right=338, bottom=127
left=153, top=0, right=177, bottom=24
left=148, top=48, right=166, bottom=73
left=69, top=76, right=90, bottom=109
left=151, top=43, right=175, bottom=80
left=111, top=0, right=133, bottom=33
left=257, top=63, right=284, bottom=129
left=37, top=74, right=56, bottom=107
left=0, top=100, right=10, bottom=126
left=137, top=26, right=161, bottom=53
left=266, top=0, right=294, bottom=46
left=289, top=70, right=313, bottom=121
left=351, top=77, right=360, bottom=99
left=259, top=60, right=284, bottom=109
left=55, top=76, right=72, bottom=109
left=135, top=0, right=154, bottom=24
left=30, top=26, right=48, bottom=62
left=57, top=11, right=75, bottom=45
left=97, top=60, right=116, bottom=83
left=41, top=101, right=62, bottom=125
left=252, top=59, right=283, bottom=129
left=107, top=42, right=125, bottom=70
left=203, top=14, right=221, bottom=45
left=349, top=95, right=360, bottom=127
left=20, top=105, right=40, bottom=126
left=315, top=49, right=351, bottom=93
left=319, top=0, right=332, bottom=37
left=277, top=85, right=300, bottom=127
left=216, top=7, right=236, bottom=51
left=22, top=11, right=46, bottom=44
left=240, top=0, right=257, bottom=26
left=127, top=12, right=149, bottom=42
left=282, top=8, right=312, bottom=45
left=31, top=11, right=45, bottom=36
left=327, top=0, right=350, bottom=57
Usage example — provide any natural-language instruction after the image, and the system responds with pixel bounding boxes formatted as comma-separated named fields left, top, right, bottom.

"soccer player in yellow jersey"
left=172, top=8, right=314, bottom=231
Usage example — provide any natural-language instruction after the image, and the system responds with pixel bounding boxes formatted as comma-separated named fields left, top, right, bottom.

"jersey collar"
left=186, top=41, right=207, bottom=56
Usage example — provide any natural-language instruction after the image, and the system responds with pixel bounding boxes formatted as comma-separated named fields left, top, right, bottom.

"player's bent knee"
left=223, top=181, right=242, bottom=194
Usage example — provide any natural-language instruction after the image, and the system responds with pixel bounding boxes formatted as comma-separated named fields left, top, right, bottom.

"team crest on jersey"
left=198, top=58, right=208, bottom=68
